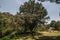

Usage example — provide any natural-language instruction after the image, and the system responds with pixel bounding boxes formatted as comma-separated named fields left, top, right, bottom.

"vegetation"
left=49, top=20, right=60, bottom=30
left=0, top=0, right=60, bottom=40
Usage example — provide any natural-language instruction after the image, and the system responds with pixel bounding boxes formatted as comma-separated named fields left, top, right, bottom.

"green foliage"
left=56, top=21, right=60, bottom=30
left=50, top=20, right=56, bottom=27
left=19, top=0, right=49, bottom=33
left=0, top=12, right=24, bottom=38
left=0, top=0, right=60, bottom=40
left=0, top=0, right=50, bottom=39
left=50, top=20, right=60, bottom=30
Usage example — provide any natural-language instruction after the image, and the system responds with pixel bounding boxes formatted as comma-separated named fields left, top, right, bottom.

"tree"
left=50, top=20, right=60, bottom=30
left=0, top=12, right=15, bottom=37
left=50, top=20, right=56, bottom=30
left=19, top=0, right=49, bottom=35
left=56, top=21, right=60, bottom=30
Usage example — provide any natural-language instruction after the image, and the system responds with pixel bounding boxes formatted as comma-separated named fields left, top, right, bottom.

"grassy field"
left=1, top=31, right=60, bottom=40
left=15, top=31, right=60, bottom=40
left=40, top=31, right=60, bottom=36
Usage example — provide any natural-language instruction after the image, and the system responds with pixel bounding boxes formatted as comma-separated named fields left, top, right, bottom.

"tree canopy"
left=19, top=0, right=49, bottom=32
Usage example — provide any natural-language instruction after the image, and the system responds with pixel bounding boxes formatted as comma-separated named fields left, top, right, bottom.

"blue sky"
left=0, top=0, right=60, bottom=23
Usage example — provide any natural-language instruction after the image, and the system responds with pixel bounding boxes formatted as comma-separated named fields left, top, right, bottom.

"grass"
left=1, top=31, right=60, bottom=40
left=16, top=31, right=60, bottom=40
left=40, top=31, right=60, bottom=36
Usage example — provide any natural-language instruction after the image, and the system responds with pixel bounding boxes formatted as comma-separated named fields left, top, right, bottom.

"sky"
left=0, top=0, right=60, bottom=23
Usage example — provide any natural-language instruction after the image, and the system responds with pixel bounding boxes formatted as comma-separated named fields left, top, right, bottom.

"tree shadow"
left=15, top=31, right=42, bottom=37
left=36, top=36, right=60, bottom=40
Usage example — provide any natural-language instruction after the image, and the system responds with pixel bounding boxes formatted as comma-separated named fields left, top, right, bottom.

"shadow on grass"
left=36, top=36, right=60, bottom=40
left=1, top=32, right=60, bottom=40
left=15, top=31, right=42, bottom=37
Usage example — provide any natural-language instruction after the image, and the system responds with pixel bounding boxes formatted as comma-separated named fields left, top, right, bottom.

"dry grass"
left=16, top=31, right=60, bottom=40
left=40, top=31, right=60, bottom=36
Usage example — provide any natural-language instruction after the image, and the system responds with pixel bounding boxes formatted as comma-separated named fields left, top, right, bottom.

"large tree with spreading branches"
left=19, top=0, right=49, bottom=34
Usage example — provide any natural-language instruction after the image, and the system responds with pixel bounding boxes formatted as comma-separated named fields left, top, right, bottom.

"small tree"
left=50, top=20, right=56, bottom=30
left=56, top=21, right=60, bottom=30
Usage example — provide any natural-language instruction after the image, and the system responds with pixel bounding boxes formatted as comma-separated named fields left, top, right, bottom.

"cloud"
left=16, top=0, right=20, bottom=5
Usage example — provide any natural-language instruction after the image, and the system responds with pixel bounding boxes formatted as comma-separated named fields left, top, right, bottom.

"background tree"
left=56, top=21, right=60, bottom=30
left=50, top=20, right=56, bottom=30
left=50, top=20, right=60, bottom=30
